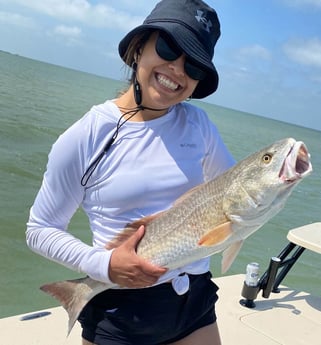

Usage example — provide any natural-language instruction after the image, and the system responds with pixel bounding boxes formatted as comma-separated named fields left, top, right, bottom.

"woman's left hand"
left=107, top=225, right=168, bottom=288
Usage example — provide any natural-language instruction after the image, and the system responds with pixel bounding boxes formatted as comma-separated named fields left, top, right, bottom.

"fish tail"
left=40, top=277, right=91, bottom=335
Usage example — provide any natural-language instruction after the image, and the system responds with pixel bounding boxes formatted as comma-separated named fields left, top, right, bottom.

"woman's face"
left=135, top=32, right=199, bottom=109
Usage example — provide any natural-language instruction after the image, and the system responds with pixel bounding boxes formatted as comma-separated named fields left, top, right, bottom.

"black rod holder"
left=262, top=257, right=281, bottom=298
left=272, top=246, right=305, bottom=292
left=239, top=240, right=307, bottom=307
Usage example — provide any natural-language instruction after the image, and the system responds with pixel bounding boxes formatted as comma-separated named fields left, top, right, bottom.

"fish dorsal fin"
left=198, top=221, right=233, bottom=246
left=221, top=240, right=244, bottom=273
left=105, top=212, right=165, bottom=250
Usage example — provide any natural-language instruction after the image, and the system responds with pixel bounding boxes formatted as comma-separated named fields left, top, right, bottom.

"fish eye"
left=262, top=153, right=272, bottom=164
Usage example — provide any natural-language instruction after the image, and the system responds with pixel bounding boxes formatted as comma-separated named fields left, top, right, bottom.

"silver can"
left=245, top=262, right=260, bottom=287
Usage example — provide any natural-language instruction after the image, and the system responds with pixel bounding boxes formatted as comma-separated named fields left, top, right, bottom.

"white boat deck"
left=1, top=223, right=320, bottom=344
left=216, top=274, right=321, bottom=345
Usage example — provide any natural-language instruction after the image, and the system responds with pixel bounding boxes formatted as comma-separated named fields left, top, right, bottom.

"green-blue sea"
left=1, top=51, right=320, bottom=318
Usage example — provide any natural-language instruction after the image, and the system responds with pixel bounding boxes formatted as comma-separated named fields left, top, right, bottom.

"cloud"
left=0, top=10, right=37, bottom=29
left=47, top=24, right=82, bottom=46
left=226, top=44, right=272, bottom=76
left=4, top=0, right=143, bottom=31
left=283, top=38, right=321, bottom=69
left=53, top=24, right=81, bottom=37
left=237, top=44, right=271, bottom=61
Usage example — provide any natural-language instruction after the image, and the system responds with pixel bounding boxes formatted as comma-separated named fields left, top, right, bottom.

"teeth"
left=157, top=74, right=179, bottom=90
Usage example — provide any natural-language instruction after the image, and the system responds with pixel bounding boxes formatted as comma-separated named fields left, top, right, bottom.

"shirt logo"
left=195, top=10, right=212, bottom=33
left=180, top=143, right=197, bottom=149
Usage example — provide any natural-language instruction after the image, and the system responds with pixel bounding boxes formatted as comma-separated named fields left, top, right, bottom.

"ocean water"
left=0, top=51, right=320, bottom=318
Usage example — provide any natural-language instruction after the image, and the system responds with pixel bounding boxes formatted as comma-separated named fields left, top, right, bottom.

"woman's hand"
left=108, top=225, right=167, bottom=288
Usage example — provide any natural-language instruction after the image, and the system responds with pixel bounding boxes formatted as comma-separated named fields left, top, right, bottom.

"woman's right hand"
left=108, top=225, right=167, bottom=288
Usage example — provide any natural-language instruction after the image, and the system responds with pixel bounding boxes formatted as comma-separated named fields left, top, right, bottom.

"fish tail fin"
left=40, top=277, right=92, bottom=335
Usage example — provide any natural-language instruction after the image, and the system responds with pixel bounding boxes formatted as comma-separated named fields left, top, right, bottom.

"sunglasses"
left=155, top=33, right=207, bottom=81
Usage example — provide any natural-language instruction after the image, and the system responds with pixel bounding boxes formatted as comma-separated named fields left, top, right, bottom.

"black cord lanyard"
left=80, top=104, right=167, bottom=186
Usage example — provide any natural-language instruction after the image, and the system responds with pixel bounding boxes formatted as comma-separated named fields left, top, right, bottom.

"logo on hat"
left=195, top=10, right=212, bottom=33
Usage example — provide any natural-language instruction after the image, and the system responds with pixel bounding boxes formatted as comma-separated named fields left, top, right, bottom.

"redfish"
left=40, top=138, right=312, bottom=334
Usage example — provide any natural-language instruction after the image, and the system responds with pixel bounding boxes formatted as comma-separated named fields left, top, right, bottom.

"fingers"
left=138, top=255, right=167, bottom=277
left=115, top=270, right=159, bottom=289
left=108, top=225, right=167, bottom=288
left=129, top=225, right=167, bottom=276
left=125, top=224, right=145, bottom=250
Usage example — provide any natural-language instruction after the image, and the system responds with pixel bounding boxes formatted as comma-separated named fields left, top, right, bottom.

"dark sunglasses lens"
left=156, top=33, right=207, bottom=81
left=185, top=61, right=207, bottom=81
left=156, top=34, right=181, bottom=61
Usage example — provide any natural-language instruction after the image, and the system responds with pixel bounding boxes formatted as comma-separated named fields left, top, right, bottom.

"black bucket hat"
left=118, top=0, right=221, bottom=99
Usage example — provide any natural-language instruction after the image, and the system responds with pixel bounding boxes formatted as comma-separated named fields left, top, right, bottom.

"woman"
left=26, top=0, right=235, bottom=344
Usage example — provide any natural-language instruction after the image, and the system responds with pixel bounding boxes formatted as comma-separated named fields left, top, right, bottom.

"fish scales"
left=136, top=174, right=228, bottom=267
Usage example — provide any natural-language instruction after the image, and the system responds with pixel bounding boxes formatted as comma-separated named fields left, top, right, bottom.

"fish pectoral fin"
left=221, top=240, right=244, bottom=273
left=198, top=222, right=233, bottom=246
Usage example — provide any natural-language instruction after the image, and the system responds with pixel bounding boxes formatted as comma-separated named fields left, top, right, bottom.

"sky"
left=1, top=0, right=321, bottom=131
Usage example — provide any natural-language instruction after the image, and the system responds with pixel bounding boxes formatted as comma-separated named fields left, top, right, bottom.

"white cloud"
left=283, top=38, right=321, bottom=69
left=0, top=10, right=36, bottom=29
left=238, top=44, right=271, bottom=60
left=1, top=0, right=90, bottom=18
left=49, top=24, right=82, bottom=46
left=3, top=0, right=143, bottom=30
left=106, top=0, right=157, bottom=13
left=226, top=44, right=272, bottom=76
left=53, top=24, right=81, bottom=38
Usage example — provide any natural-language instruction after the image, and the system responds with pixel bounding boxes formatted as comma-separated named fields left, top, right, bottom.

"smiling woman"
left=25, top=1, right=235, bottom=345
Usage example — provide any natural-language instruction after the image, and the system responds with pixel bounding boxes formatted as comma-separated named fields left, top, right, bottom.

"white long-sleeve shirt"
left=26, top=100, right=234, bottom=288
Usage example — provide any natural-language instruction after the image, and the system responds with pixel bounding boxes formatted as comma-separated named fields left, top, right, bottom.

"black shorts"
left=78, top=272, right=219, bottom=345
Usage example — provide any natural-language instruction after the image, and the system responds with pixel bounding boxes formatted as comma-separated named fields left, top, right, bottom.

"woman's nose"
left=168, top=55, right=186, bottom=76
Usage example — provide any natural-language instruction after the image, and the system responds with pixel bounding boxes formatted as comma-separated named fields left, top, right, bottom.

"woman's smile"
left=156, top=72, right=181, bottom=92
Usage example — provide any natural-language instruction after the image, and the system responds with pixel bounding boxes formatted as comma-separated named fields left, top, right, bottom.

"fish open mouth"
left=280, top=141, right=312, bottom=182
